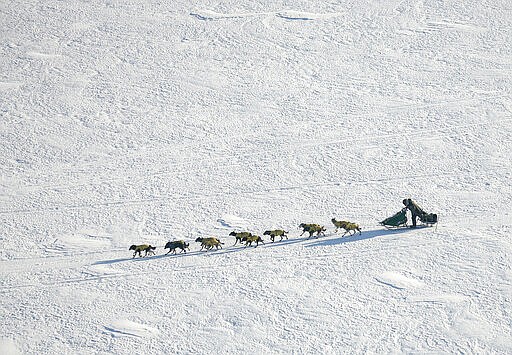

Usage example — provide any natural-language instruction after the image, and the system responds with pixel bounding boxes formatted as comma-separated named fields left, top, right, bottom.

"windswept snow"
left=375, top=271, right=425, bottom=290
left=104, top=319, right=160, bottom=339
left=1, top=0, right=511, bottom=353
left=0, top=339, right=21, bottom=355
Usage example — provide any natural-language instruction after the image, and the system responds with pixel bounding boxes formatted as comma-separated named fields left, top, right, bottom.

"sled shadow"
left=306, top=227, right=412, bottom=248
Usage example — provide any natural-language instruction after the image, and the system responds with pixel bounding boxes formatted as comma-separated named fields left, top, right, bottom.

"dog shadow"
left=263, top=235, right=317, bottom=249
left=94, top=257, right=134, bottom=265
left=93, top=251, right=191, bottom=265
left=306, top=227, right=412, bottom=247
left=93, top=227, right=414, bottom=264
left=93, top=248, right=229, bottom=265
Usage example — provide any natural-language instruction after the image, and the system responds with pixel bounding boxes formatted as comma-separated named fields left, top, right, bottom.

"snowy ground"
left=1, top=0, right=511, bottom=353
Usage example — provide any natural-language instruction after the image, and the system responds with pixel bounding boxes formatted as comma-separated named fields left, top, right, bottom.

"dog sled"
left=380, top=209, right=438, bottom=229
left=380, top=209, right=408, bottom=229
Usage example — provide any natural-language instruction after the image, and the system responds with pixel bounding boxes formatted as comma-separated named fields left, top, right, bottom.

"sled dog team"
left=129, top=218, right=361, bottom=258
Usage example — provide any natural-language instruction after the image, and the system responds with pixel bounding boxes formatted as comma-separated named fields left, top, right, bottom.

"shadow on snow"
left=92, top=248, right=238, bottom=265
left=306, top=227, right=412, bottom=247
left=93, top=227, right=415, bottom=265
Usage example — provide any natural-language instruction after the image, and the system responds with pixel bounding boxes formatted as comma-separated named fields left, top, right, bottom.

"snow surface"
left=1, top=0, right=511, bottom=353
